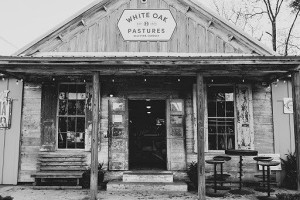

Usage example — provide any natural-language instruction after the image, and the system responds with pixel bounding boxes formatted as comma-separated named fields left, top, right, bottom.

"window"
left=57, top=83, right=86, bottom=149
left=207, top=85, right=235, bottom=150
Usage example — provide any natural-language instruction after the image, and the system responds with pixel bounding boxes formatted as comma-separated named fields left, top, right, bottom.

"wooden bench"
left=31, top=152, right=88, bottom=188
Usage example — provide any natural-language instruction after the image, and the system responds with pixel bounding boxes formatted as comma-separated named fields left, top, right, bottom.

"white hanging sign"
left=0, top=90, right=12, bottom=128
left=118, top=9, right=177, bottom=41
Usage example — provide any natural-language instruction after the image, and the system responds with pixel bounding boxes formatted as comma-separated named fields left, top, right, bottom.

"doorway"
left=129, top=100, right=167, bottom=170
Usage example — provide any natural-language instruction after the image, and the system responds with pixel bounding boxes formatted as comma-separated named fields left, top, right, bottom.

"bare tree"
left=284, top=0, right=300, bottom=55
left=261, top=0, right=284, bottom=51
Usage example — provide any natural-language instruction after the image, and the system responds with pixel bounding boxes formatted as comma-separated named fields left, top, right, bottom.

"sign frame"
left=117, top=9, right=177, bottom=42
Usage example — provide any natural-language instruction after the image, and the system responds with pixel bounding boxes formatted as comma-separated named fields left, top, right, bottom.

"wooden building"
left=1, top=0, right=300, bottom=197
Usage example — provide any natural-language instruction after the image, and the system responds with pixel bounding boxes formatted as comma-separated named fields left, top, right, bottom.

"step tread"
left=32, top=186, right=82, bottom=190
left=31, top=171, right=84, bottom=178
left=124, top=171, right=173, bottom=175
left=107, top=180, right=188, bottom=192
left=108, top=180, right=186, bottom=185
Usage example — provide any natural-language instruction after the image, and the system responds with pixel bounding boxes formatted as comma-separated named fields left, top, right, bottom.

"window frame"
left=206, top=84, right=237, bottom=152
left=56, top=82, right=87, bottom=150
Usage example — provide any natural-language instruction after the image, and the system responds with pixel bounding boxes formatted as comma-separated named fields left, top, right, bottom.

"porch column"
left=196, top=73, right=206, bottom=200
left=91, top=72, right=100, bottom=200
left=292, top=71, right=300, bottom=191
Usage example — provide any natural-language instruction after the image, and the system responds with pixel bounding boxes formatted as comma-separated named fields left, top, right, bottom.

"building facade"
left=0, top=0, right=299, bottom=187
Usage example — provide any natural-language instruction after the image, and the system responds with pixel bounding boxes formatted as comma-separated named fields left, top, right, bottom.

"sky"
left=0, top=0, right=95, bottom=55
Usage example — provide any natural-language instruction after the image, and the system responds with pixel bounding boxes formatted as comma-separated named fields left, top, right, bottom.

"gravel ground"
left=0, top=185, right=298, bottom=200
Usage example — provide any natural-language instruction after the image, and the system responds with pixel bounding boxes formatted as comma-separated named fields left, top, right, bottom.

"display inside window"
left=207, top=85, right=235, bottom=150
left=58, top=84, right=86, bottom=149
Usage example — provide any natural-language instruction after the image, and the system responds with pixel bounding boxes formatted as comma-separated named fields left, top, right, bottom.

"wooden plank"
left=39, top=158, right=86, bottom=162
left=207, top=31, right=215, bottom=53
left=91, top=72, right=100, bottom=200
left=292, top=71, right=300, bottom=191
left=40, top=162, right=87, bottom=166
left=40, top=166, right=86, bottom=171
left=39, top=154, right=86, bottom=158
left=32, top=186, right=82, bottom=190
left=41, top=83, right=58, bottom=151
left=168, top=6, right=178, bottom=52
left=177, top=10, right=187, bottom=52
left=188, top=18, right=197, bottom=53
left=196, top=73, right=205, bottom=200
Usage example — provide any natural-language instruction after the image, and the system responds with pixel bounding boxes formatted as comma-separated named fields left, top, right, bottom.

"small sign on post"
left=118, top=9, right=177, bottom=41
left=0, top=90, right=12, bottom=129
left=283, top=97, right=293, bottom=114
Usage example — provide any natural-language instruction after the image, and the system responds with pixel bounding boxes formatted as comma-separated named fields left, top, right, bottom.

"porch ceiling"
left=0, top=53, right=299, bottom=83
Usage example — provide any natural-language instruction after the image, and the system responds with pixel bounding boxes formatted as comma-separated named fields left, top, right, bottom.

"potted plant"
left=81, top=163, right=105, bottom=189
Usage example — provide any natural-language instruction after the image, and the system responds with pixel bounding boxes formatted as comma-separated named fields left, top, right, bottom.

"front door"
left=128, top=100, right=167, bottom=170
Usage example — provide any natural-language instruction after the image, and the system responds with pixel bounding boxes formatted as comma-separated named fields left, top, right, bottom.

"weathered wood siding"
left=33, top=0, right=251, bottom=54
left=19, top=83, right=41, bottom=182
left=253, top=84, right=274, bottom=154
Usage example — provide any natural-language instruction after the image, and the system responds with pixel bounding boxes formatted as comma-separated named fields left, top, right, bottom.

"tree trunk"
left=272, top=21, right=277, bottom=51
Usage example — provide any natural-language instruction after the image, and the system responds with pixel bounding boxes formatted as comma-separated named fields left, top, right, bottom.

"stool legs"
left=214, top=163, right=217, bottom=193
left=220, top=163, right=223, bottom=186
left=239, top=155, right=243, bottom=190
left=262, top=166, right=266, bottom=188
left=267, top=166, right=271, bottom=197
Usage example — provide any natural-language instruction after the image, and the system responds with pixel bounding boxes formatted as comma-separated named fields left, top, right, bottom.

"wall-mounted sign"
left=283, top=98, right=293, bottom=114
left=118, top=9, right=177, bottom=41
left=0, top=90, right=12, bottom=128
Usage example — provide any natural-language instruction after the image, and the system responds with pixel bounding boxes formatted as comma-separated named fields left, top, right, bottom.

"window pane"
left=68, top=117, right=76, bottom=132
left=67, top=132, right=76, bottom=148
left=58, top=132, right=67, bottom=148
left=208, top=134, right=217, bottom=150
left=208, top=102, right=216, bottom=117
left=217, top=102, right=225, bottom=117
left=58, top=117, right=67, bottom=132
left=76, top=100, right=85, bottom=115
left=76, top=84, right=86, bottom=93
left=77, top=117, right=85, bottom=132
left=226, top=101, right=234, bottom=117
left=59, top=100, right=67, bottom=115
left=68, top=100, right=77, bottom=115
left=75, top=132, right=85, bottom=149
left=218, top=135, right=226, bottom=150
left=208, top=118, right=216, bottom=133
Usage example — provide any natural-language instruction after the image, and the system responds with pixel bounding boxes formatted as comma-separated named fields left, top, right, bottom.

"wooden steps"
left=107, top=171, right=188, bottom=192
left=31, top=152, right=88, bottom=189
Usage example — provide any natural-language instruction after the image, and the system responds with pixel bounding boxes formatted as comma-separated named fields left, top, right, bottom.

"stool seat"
left=253, top=156, right=273, bottom=162
left=213, top=155, right=231, bottom=161
left=206, top=160, right=225, bottom=164
left=258, top=161, right=280, bottom=166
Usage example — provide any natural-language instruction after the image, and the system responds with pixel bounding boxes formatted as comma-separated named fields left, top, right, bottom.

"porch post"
left=292, top=71, right=300, bottom=191
left=91, top=72, right=100, bottom=200
left=196, top=73, right=206, bottom=199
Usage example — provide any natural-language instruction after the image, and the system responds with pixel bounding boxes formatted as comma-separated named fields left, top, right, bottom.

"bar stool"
left=213, top=155, right=231, bottom=189
left=257, top=161, right=280, bottom=197
left=253, top=156, right=273, bottom=192
left=205, top=159, right=225, bottom=194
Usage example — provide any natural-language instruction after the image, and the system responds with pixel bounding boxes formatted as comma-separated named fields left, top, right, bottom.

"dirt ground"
left=0, top=185, right=299, bottom=200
